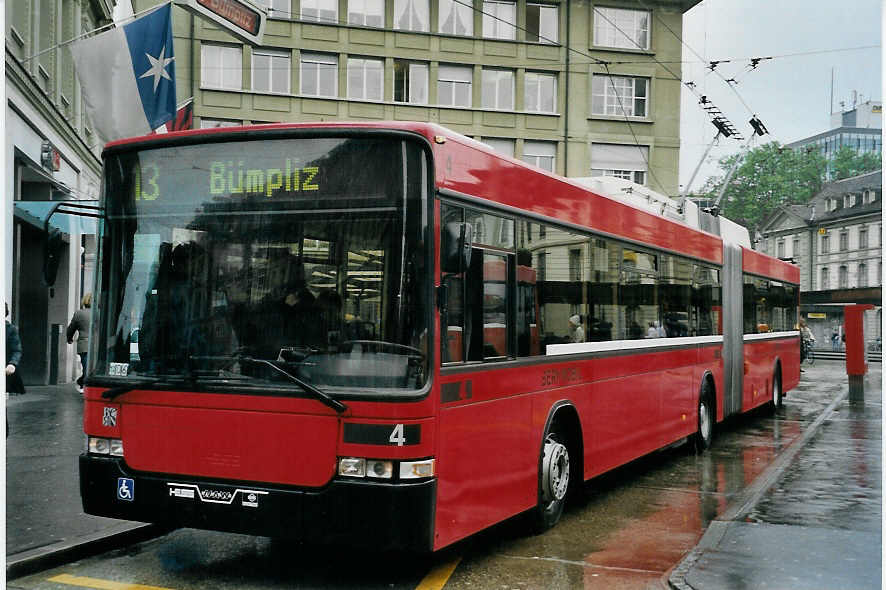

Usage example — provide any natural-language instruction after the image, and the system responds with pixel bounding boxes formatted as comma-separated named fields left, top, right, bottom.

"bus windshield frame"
left=88, top=130, right=434, bottom=399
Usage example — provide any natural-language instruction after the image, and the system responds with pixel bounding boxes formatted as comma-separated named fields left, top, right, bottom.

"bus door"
left=722, top=242, right=743, bottom=417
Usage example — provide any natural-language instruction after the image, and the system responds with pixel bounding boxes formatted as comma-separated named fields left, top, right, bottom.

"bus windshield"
left=91, top=135, right=430, bottom=395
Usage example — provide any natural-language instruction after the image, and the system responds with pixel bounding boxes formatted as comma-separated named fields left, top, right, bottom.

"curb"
left=666, top=385, right=850, bottom=590
left=6, top=523, right=172, bottom=581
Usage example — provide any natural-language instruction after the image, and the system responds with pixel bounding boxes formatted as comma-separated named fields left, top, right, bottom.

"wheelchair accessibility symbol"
left=117, top=478, right=135, bottom=502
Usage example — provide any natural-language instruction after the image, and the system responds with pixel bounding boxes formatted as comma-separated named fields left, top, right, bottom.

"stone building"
left=6, top=0, right=110, bottom=384
left=757, top=170, right=881, bottom=345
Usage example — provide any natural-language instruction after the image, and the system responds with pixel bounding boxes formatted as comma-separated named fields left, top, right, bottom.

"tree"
left=831, top=146, right=881, bottom=180
left=697, top=142, right=826, bottom=231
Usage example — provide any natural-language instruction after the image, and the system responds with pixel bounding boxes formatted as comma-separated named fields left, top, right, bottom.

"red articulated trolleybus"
left=79, top=122, right=800, bottom=551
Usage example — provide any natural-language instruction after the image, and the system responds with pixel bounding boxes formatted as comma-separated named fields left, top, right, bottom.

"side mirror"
left=441, top=222, right=472, bottom=274
left=43, top=228, right=65, bottom=287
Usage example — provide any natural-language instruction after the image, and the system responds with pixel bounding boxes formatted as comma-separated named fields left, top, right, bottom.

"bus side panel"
left=742, top=337, right=800, bottom=412
left=435, top=381, right=535, bottom=550
left=780, top=338, right=801, bottom=393
left=585, top=372, right=662, bottom=478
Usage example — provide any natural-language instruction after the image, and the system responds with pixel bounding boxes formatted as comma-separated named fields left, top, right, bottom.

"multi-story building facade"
left=786, top=101, right=882, bottom=179
left=758, top=171, right=881, bottom=344
left=6, top=0, right=111, bottom=384
left=131, top=0, right=697, bottom=196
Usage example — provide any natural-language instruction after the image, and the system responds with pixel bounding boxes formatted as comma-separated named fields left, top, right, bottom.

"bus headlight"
left=366, top=459, right=393, bottom=479
left=109, top=438, right=125, bottom=457
left=338, top=457, right=366, bottom=477
left=400, top=459, right=435, bottom=479
left=88, top=436, right=124, bottom=457
left=338, top=458, right=412, bottom=479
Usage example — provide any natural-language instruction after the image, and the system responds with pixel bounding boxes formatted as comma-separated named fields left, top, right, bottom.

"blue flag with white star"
left=70, top=3, right=177, bottom=141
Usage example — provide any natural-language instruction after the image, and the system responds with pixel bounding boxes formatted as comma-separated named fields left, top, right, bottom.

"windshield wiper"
left=241, top=357, right=347, bottom=414
left=102, top=378, right=173, bottom=400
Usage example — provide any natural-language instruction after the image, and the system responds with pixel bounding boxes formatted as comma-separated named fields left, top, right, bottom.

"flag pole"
left=20, top=1, right=173, bottom=63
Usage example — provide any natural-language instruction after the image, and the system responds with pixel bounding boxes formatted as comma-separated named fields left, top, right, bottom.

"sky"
left=678, top=0, right=882, bottom=193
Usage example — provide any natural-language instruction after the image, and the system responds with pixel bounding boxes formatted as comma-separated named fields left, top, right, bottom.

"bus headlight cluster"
left=88, top=436, right=124, bottom=457
left=338, top=458, right=435, bottom=480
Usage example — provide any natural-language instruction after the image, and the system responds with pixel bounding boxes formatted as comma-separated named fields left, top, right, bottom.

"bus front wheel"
left=530, top=431, right=570, bottom=533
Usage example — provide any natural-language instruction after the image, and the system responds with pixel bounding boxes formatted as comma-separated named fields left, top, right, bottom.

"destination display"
left=119, top=137, right=406, bottom=212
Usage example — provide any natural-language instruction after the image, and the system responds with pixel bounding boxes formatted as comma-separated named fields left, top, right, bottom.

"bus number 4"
left=389, top=424, right=406, bottom=446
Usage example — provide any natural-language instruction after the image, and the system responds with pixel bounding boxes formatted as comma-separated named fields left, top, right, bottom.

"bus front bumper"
left=79, top=455, right=436, bottom=552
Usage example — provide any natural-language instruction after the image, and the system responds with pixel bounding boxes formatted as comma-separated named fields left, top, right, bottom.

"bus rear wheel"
left=693, top=386, right=714, bottom=452
left=529, top=431, right=570, bottom=533
left=771, top=370, right=783, bottom=411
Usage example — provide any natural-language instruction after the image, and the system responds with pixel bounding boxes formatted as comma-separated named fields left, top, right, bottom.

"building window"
left=252, top=49, right=290, bottom=94
left=201, top=44, right=242, bottom=90
left=792, top=237, right=799, bottom=258
left=439, top=0, right=473, bottom=35
left=858, top=263, right=868, bottom=288
left=482, top=68, right=515, bottom=110
left=526, top=3, right=557, bottom=43
left=257, top=0, right=291, bottom=18
left=482, top=0, right=516, bottom=40
left=592, top=74, right=648, bottom=117
left=200, top=118, right=241, bottom=128
left=394, top=0, right=429, bottom=31
left=301, top=0, right=337, bottom=22
left=593, top=6, right=650, bottom=50
left=394, top=60, right=428, bottom=104
left=524, top=71, right=557, bottom=113
left=569, top=248, right=581, bottom=281
left=839, top=265, right=848, bottom=289
left=537, top=252, right=546, bottom=281
left=839, top=231, right=848, bottom=251
left=522, top=140, right=556, bottom=172
left=859, top=227, right=868, bottom=249
left=347, top=57, right=383, bottom=100
left=590, top=143, right=649, bottom=186
left=348, top=0, right=384, bottom=27
left=821, top=267, right=829, bottom=290
left=821, top=234, right=830, bottom=254
left=777, top=240, right=785, bottom=259
left=483, top=137, right=515, bottom=157
left=438, top=64, right=472, bottom=107
left=300, top=52, right=338, bottom=97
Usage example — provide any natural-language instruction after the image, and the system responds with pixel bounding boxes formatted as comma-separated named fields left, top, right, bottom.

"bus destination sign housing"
left=175, top=0, right=266, bottom=45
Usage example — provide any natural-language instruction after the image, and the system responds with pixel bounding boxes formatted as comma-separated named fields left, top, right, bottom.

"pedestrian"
left=66, top=293, right=92, bottom=394
left=6, top=303, right=25, bottom=396
left=831, top=329, right=839, bottom=352
left=568, top=315, right=585, bottom=343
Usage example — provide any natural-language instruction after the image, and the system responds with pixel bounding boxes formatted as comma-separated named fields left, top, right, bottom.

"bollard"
left=844, top=304, right=874, bottom=400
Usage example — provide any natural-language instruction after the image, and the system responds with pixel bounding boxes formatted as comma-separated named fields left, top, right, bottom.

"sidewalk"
left=669, top=363, right=882, bottom=590
left=6, top=383, right=164, bottom=580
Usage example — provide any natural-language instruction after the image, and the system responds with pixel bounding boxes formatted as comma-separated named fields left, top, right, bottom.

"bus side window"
left=441, top=204, right=465, bottom=363
left=482, top=252, right=509, bottom=359
left=464, top=249, right=485, bottom=361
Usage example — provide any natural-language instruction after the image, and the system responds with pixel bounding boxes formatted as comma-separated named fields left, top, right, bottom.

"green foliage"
left=697, top=141, right=827, bottom=230
left=831, top=146, right=881, bottom=180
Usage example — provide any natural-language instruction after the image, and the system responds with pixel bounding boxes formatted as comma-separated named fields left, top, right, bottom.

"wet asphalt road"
left=7, top=360, right=877, bottom=590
